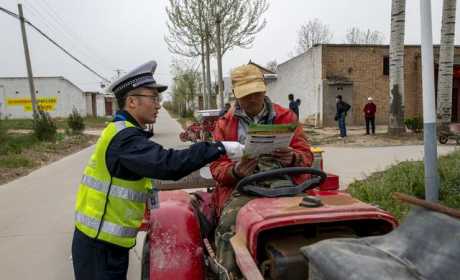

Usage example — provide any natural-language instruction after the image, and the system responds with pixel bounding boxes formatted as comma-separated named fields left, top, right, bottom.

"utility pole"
left=114, top=69, right=124, bottom=79
left=420, top=0, right=440, bottom=202
left=18, top=3, right=38, bottom=118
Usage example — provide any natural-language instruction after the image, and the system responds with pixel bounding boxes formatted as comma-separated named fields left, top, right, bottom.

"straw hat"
left=231, top=64, right=266, bottom=99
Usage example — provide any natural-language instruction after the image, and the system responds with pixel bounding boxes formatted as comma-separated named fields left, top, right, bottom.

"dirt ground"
left=306, top=125, right=425, bottom=147
left=0, top=134, right=98, bottom=185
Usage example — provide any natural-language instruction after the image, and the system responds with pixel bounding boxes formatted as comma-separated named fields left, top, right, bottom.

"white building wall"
left=0, top=77, right=87, bottom=119
left=95, top=94, right=105, bottom=117
left=85, top=94, right=94, bottom=116
left=266, top=46, right=323, bottom=125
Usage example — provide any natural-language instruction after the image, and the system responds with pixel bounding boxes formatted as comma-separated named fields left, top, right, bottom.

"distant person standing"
left=296, top=98, right=301, bottom=116
left=288, top=93, right=299, bottom=119
left=219, top=102, right=231, bottom=117
left=363, top=97, right=376, bottom=135
left=334, top=95, right=351, bottom=138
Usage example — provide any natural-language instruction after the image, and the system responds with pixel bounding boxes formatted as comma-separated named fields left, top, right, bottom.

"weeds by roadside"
left=33, top=110, right=57, bottom=141
left=2, top=116, right=110, bottom=131
left=67, top=108, right=85, bottom=134
left=348, top=150, right=460, bottom=220
left=0, top=133, right=97, bottom=185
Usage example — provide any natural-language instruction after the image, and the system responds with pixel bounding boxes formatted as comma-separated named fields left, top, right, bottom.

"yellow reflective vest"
left=74, top=120, right=152, bottom=248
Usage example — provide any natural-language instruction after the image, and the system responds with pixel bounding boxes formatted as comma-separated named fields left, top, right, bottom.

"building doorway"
left=452, top=66, right=460, bottom=122
left=105, top=99, right=113, bottom=116
left=452, top=88, right=459, bottom=122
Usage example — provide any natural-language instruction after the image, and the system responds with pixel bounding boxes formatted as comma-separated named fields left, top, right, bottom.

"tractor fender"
left=148, top=191, right=205, bottom=280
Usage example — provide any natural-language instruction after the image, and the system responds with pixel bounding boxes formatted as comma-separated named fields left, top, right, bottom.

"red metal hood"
left=235, top=191, right=398, bottom=257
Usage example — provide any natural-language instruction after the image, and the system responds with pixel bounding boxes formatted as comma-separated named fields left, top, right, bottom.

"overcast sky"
left=1, top=0, right=459, bottom=93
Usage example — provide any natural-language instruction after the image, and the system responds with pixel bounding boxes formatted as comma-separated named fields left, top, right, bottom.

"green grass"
left=79, top=116, right=111, bottom=128
left=0, top=154, right=33, bottom=168
left=2, top=116, right=110, bottom=130
left=2, top=119, right=35, bottom=130
left=348, top=150, right=460, bottom=220
left=0, top=132, right=94, bottom=175
left=0, top=133, right=39, bottom=155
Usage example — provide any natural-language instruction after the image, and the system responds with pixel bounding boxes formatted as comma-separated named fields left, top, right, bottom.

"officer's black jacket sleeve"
left=106, top=128, right=225, bottom=181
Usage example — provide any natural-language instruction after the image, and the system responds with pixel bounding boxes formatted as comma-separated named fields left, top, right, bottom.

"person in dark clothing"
left=288, top=93, right=299, bottom=119
left=363, top=97, right=377, bottom=135
left=335, top=95, right=351, bottom=138
left=219, top=102, right=231, bottom=117
left=71, top=60, right=244, bottom=280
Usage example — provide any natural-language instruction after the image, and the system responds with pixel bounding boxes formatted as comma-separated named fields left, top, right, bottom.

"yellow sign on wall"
left=6, top=97, right=57, bottom=112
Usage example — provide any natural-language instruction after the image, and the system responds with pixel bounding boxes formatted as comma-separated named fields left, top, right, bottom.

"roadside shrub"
left=67, top=108, right=85, bottom=134
left=162, top=101, right=173, bottom=111
left=181, top=109, right=195, bottom=118
left=404, top=117, right=423, bottom=132
left=0, top=154, right=33, bottom=168
left=348, top=150, right=460, bottom=220
left=0, top=115, right=6, bottom=143
left=33, top=110, right=57, bottom=142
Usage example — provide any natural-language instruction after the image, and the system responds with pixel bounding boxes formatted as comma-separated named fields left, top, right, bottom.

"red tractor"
left=139, top=149, right=398, bottom=280
left=179, top=109, right=221, bottom=143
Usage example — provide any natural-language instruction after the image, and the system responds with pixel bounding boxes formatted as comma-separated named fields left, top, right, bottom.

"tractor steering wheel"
left=235, top=167, right=327, bottom=198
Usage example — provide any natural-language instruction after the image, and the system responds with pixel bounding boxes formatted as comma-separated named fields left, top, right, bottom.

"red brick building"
left=267, top=44, right=460, bottom=127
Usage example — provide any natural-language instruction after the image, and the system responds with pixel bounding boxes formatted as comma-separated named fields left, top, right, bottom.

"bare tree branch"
left=295, top=18, right=333, bottom=54
left=345, top=27, right=385, bottom=44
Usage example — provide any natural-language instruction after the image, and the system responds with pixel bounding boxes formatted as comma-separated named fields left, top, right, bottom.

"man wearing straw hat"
left=210, top=64, right=313, bottom=278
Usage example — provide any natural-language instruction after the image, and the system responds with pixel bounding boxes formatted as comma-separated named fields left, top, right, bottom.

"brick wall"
left=320, top=45, right=460, bottom=126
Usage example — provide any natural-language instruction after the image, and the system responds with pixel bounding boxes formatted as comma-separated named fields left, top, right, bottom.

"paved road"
left=322, top=145, right=458, bottom=188
left=0, top=109, right=458, bottom=279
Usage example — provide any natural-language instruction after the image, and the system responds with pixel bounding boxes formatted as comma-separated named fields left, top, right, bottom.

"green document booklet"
left=243, top=124, right=297, bottom=157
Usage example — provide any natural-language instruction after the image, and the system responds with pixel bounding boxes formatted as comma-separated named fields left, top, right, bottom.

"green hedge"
left=348, top=150, right=460, bottom=220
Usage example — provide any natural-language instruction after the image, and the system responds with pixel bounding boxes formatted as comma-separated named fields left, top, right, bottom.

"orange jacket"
left=210, top=103, right=313, bottom=216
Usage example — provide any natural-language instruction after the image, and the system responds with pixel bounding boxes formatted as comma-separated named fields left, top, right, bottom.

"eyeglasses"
left=130, top=94, right=161, bottom=103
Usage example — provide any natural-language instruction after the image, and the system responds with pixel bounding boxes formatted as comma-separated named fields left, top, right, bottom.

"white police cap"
left=108, top=60, right=168, bottom=99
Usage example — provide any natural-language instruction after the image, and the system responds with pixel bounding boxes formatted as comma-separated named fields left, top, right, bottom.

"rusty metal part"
left=203, top=238, right=231, bottom=280
left=299, top=195, right=323, bottom=208
left=231, top=234, right=264, bottom=280
left=393, top=192, right=460, bottom=219
left=203, top=238, right=216, bottom=258
left=155, top=169, right=215, bottom=190
left=261, top=225, right=358, bottom=280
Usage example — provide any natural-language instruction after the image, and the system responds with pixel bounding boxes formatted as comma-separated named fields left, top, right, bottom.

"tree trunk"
left=200, top=38, right=208, bottom=110
left=205, top=33, right=213, bottom=109
left=437, top=0, right=457, bottom=125
left=216, top=19, right=225, bottom=109
left=388, top=0, right=406, bottom=135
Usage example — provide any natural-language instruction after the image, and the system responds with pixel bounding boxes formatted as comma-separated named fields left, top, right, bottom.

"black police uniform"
left=72, top=60, right=226, bottom=280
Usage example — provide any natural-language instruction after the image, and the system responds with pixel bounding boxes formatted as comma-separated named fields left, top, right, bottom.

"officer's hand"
left=221, top=141, right=245, bottom=160
left=233, top=157, right=258, bottom=178
left=272, top=147, right=295, bottom=166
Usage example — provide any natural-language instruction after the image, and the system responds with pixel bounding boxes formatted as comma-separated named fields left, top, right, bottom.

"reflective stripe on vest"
left=114, top=121, right=126, bottom=132
left=81, top=175, right=149, bottom=203
left=75, top=211, right=137, bottom=237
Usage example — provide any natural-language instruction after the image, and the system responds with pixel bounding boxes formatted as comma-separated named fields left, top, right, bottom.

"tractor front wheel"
left=438, top=135, right=449, bottom=144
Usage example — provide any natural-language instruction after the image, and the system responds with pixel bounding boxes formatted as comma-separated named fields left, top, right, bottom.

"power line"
left=27, top=0, right=114, bottom=72
left=0, top=5, right=111, bottom=83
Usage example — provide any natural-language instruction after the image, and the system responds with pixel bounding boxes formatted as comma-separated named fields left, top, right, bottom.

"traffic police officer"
left=71, top=60, right=243, bottom=280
